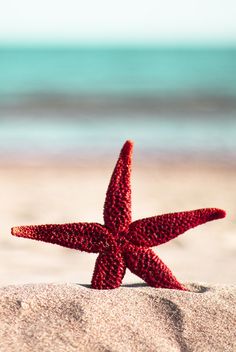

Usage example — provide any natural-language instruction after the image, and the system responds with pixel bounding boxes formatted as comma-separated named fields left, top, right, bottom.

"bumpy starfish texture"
left=11, top=141, right=226, bottom=290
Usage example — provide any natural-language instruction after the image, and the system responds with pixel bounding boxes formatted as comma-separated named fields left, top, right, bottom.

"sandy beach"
left=0, top=158, right=235, bottom=351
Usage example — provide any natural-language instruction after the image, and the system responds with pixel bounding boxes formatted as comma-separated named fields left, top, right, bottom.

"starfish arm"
left=127, top=208, right=226, bottom=247
left=124, top=244, right=186, bottom=290
left=103, top=140, right=133, bottom=235
left=91, top=250, right=126, bottom=289
left=11, top=222, right=113, bottom=253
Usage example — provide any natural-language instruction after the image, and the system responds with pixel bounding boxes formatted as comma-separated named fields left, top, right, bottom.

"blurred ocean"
left=0, top=46, right=236, bottom=164
left=1, top=46, right=236, bottom=97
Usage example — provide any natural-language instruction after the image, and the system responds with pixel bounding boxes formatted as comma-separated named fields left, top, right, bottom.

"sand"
left=0, top=282, right=235, bottom=352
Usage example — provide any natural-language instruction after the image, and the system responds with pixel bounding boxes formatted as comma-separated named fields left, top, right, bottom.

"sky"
left=0, top=0, right=236, bottom=44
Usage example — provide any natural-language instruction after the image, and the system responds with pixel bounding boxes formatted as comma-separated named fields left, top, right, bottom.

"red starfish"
left=11, top=141, right=226, bottom=290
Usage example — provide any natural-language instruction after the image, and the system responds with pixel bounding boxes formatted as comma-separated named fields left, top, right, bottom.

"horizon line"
left=0, top=40, right=236, bottom=49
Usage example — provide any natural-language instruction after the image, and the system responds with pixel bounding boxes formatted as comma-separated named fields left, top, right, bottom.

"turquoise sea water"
left=0, top=46, right=236, bottom=98
left=0, top=46, right=235, bottom=163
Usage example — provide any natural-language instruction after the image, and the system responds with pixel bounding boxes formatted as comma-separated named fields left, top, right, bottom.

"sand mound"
left=0, top=283, right=235, bottom=352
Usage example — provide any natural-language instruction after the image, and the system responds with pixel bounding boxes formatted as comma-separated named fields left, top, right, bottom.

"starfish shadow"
left=77, top=283, right=148, bottom=289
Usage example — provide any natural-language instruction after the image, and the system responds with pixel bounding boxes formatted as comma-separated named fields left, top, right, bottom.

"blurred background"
left=0, top=0, right=235, bottom=286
